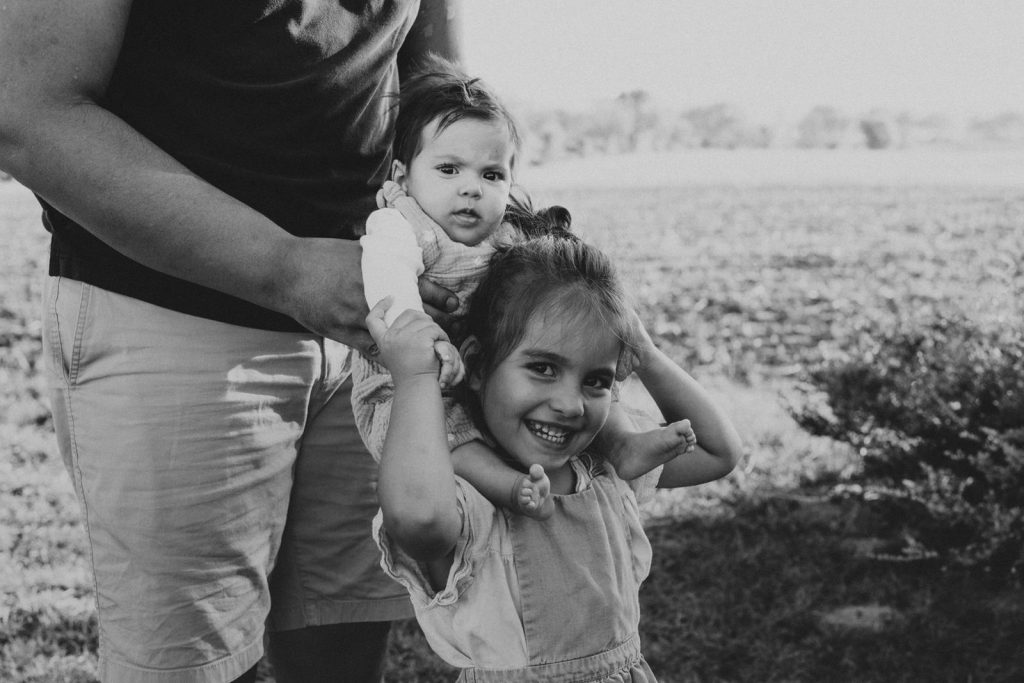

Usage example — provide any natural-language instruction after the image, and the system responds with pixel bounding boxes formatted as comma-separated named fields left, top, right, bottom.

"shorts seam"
left=55, top=280, right=110, bottom=656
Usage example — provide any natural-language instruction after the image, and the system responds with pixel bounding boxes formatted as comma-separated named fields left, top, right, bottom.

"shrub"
left=788, top=311, right=1024, bottom=579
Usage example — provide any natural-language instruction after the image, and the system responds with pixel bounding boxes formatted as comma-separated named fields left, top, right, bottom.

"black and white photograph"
left=1, top=1, right=1022, bottom=681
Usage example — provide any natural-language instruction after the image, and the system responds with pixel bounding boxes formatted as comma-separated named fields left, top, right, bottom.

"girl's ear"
left=390, top=159, right=408, bottom=189
left=459, top=336, right=484, bottom=391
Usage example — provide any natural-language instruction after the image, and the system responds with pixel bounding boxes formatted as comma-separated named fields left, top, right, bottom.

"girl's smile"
left=470, top=309, right=622, bottom=492
left=524, top=419, right=572, bottom=446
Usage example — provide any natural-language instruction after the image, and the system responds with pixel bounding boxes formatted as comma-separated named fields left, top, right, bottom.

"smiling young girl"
left=369, top=232, right=744, bottom=681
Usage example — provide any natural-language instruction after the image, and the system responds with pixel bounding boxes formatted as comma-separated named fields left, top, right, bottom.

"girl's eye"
left=584, top=375, right=613, bottom=391
left=527, top=363, right=555, bottom=377
left=437, top=165, right=457, bottom=175
left=484, top=170, right=505, bottom=182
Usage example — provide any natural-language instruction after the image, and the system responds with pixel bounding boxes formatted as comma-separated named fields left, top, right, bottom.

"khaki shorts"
left=43, top=277, right=411, bottom=682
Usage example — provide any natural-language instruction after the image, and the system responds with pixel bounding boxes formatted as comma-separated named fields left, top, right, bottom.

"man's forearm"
left=2, top=100, right=296, bottom=314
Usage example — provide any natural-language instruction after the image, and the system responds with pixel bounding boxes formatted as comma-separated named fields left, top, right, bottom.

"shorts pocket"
left=44, top=276, right=91, bottom=386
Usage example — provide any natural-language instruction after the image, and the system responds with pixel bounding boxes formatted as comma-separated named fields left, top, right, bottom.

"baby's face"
left=396, top=117, right=514, bottom=246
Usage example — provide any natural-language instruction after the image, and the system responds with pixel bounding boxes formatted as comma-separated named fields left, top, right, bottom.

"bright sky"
left=461, top=0, right=1024, bottom=121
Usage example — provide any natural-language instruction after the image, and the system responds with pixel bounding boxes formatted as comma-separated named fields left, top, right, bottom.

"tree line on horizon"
left=517, top=90, right=1024, bottom=165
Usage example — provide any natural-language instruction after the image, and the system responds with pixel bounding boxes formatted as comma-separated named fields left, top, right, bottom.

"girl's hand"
left=366, top=298, right=451, bottom=385
left=619, top=311, right=659, bottom=379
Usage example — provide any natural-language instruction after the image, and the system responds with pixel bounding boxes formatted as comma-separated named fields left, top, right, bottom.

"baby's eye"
left=437, top=165, right=457, bottom=175
left=483, top=170, right=506, bottom=182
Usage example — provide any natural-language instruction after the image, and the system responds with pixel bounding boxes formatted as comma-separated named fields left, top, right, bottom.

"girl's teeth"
left=528, top=421, right=568, bottom=444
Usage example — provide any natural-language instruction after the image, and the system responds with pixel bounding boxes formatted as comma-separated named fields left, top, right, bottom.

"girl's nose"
left=549, top=384, right=584, bottom=418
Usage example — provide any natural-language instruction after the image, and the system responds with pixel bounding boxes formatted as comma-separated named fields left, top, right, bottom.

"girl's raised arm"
left=368, top=302, right=462, bottom=561
left=630, top=320, right=745, bottom=488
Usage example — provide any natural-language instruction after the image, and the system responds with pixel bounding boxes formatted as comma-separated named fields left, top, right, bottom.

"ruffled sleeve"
left=373, top=477, right=496, bottom=608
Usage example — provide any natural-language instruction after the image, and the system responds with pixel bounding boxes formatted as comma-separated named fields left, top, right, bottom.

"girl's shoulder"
left=577, top=453, right=663, bottom=505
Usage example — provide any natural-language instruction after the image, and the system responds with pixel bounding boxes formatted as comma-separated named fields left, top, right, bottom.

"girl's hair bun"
left=535, top=205, right=572, bottom=235
left=504, top=191, right=573, bottom=239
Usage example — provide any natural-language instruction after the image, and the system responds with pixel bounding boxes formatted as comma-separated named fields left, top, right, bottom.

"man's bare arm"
left=0, top=0, right=374, bottom=348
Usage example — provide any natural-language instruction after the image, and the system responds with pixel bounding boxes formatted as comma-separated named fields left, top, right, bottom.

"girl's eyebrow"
left=519, top=349, right=567, bottom=364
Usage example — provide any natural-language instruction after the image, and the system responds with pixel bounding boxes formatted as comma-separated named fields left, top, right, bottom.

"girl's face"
left=393, top=116, right=514, bottom=247
left=470, top=308, right=621, bottom=482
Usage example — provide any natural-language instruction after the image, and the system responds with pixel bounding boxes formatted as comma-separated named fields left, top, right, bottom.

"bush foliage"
left=789, top=312, right=1024, bottom=579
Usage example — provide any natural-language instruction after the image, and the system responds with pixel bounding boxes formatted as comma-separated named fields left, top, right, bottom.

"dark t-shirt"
left=42, top=0, right=418, bottom=331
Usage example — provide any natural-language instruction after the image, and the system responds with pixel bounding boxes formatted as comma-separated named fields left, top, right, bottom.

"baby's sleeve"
left=373, top=477, right=494, bottom=607
left=361, top=207, right=425, bottom=327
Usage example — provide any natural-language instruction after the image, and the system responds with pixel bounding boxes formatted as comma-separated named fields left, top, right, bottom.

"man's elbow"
left=0, top=91, right=60, bottom=179
left=0, top=103, right=30, bottom=177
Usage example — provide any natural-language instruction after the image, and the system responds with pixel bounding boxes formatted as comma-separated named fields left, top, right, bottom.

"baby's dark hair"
left=392, top=55, right=521, bottom=170
left=464, top=228, right=640, bottom=380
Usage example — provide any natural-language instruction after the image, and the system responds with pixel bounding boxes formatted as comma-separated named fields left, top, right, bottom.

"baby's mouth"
left=525, top=420, right=571, bottom=446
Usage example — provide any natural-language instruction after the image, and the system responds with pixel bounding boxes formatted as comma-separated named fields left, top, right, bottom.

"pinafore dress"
left=460, top=468, right=658, bottom=682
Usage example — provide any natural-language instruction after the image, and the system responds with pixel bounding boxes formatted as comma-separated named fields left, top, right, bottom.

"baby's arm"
left=361, top=208, right=426, bottom=324
left=630, top=320, right=745, bottom=488
left=361, top=208, right=462, bottom=386
left=451, top=442, right=553, bottom=519
left=369, top=301, right=461, bottom=565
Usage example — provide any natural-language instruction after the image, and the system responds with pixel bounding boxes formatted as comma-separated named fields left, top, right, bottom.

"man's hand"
left=272, top=237, right=376, bottom=351
left=418, top=277, right=458, bottom=329
left=275, top=236, right=458, bottom=354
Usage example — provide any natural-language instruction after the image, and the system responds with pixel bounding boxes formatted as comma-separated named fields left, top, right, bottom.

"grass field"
left=2, top=150, right=1024, bottom=681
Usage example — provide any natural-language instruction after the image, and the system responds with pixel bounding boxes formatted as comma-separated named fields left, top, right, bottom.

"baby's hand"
left=433, top=339, right=465, bottom=389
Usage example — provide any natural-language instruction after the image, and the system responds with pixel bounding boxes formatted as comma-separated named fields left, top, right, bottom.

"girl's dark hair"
left=392, top=55, right=521, bottom=170
left=464, top=227, right=640, bottom=380
left=503, top=189, right=573, bottom=239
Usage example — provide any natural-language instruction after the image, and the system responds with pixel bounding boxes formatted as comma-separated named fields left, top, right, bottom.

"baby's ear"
left=459, top=336, right=483, bottom=391
left=390, top=159, right=408, bottom=188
